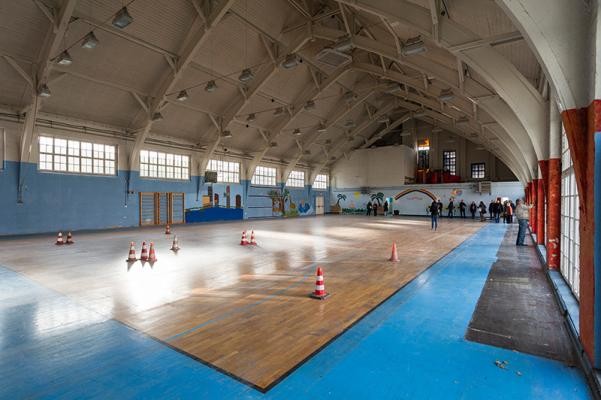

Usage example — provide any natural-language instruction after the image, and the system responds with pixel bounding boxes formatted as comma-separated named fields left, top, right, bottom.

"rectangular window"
left=251, top=165, right=277, bottom=186
left=442, top=151, right=456, bottom=175
left=140, top=150, right=189, bottom=180
left=560, top=126, right=580, bottom=299
left=39, top=136, right=116, bottom=175
left=286, top=170, right=305, bottom=188
left=207, top=159, right=240, bottom=183
left=313, top=174, right=328, bottom=189
left=471, top=163, right=485, bottom=179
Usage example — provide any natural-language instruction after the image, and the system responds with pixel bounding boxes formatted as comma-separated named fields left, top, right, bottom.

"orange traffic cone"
left=55, top=232, right=64, bottom=245
left=66, top=232, right=74, bottom=245
left=249, top=230, right=257, bottom=245
left=165, top=225, right=171, bottom=234
left=310, top=266, right=329, bottom=300
left=240, top=230, right=248, bottom=246
left=389, top=242, right=399, bottom=262
left=148, top=242, right=157, bottom=262
left=140, top=241, right=149, bottom=261
left=126, top=242, right=137, bottom=262
left=170, top=236, right=180, bottom=251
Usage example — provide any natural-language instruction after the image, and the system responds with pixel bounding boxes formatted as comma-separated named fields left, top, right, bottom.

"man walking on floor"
left=515, top=198, right=534, bottom=246
left=430, top=199, right=440, bottom=231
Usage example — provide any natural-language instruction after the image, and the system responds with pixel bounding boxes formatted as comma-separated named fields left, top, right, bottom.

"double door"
left=139, top=192, right=185, bottom=226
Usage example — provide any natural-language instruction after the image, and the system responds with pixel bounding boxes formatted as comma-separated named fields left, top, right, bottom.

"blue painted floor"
left=0, top=224, right=590, bottom=399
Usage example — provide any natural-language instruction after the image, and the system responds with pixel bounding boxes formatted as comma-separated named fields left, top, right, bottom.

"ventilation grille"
left=316, top=48, right=352, bottom=67
left=477, top=181, right=492, bottom=194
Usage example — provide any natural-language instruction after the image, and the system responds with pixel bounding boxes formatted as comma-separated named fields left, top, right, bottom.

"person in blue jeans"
left=515, top=199, right=534, bottom=246
left=430, top=199, right=440, bottom=231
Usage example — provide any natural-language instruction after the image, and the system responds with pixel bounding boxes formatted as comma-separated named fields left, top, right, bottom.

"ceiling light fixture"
left=343, top=91, right=356, bottom=103
left=281, top=53, right=301, bottom=69
left=221, top=130, right=232, bottom=139
left=38, top=84, right=51, bottom=97
left=399, top=132, right=412, bottom=137
left=112, top=7, right=134, bottom=29
left=304, top=100, right=315, bottom=110
left=432, top=126, right=443, bottom=133
left=238, top=68, right=254, bottom=83
left=413, top=110, right=427, bottom=118
left=56, top=50, right=73, bottom=66
left=273, top=107, right=284, bottom=116
left=333, top=36, right=353, bottom=53
left=303, top=149, right=311, bottom=155
left=344, top=119, right=355, bottom=128
left=438, top=88, right=454, bottom=102
left=377, top=115, right=390, bottom=124
left=151, top=112, right=163, bottom=121
left=317, top=123, right=327, bottom=133
left=81, top=31, right=99, bottom=49
left=247, top=113, right=256, bottom=122
left=402, top=36, right=426, bottom=56
left=292, top=128, right=302, bottom=136
left=269, top=141, right=278, bottom=147
left=176, top=90, right=189, bottom=101
left=205, top=80, right=217, bottom=92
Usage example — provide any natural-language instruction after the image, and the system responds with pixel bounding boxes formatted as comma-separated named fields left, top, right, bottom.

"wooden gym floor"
left=0, top=215, right=482, bottom=391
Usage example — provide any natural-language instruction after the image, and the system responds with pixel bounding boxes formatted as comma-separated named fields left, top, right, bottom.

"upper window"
left=207, top=159, right=240, bottom=183
left=286, top=170, right=305, bottom=188
left=140, top=150, right=189, bottom=180
left=313, top=174, right=328, bottom=189
left=39, top=136, right=116, bottom=175
left=252, top=165, right=277, bottom=186
left=471, top=162, right=485, bottom=179
left=442, top=151, right=456, bottom=175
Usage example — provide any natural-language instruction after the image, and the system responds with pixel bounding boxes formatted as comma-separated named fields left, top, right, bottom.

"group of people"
left=428, top=197, right=519, bottom=231
left=366, top=201, right=389, bottom=217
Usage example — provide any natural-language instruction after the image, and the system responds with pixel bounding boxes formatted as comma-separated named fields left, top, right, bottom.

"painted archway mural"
left=394, top=188, right=437, bottom=201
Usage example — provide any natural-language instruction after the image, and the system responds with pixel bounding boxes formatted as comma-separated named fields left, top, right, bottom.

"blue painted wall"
left=0, top=162, right=330, bottom=235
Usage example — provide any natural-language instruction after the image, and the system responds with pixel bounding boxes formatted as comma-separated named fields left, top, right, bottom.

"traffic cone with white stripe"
left=148, top=242, right=157, bottom=263
left=126, top=242, right=137, bottom=262
left=170, top=235, right=180, bottom=251
left=140, top=241, right=149, bottom=262
left=389, top=242, right=399, bottom=262
left=249, top=230, right=257, bottom=245
left=55, top=232, right=64, bottom=245
left=310, top=266, right=329, bottom=300
left=66, top=232, right=74, bottom=245
left=240, top=230, right=248, bottom=246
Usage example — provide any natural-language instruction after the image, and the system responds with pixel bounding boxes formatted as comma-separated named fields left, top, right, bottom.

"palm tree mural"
left=336, top=193, right=347, bottom=207
left=268, top=189, right=283, bottom=215
left=371, top=192, right=384, bottom=206
left=282, top=188, right=290, bottom=213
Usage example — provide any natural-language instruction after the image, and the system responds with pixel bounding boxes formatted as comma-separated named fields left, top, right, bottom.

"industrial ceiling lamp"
left=221, top=130, right=232, bottom=139
left=151, top=112, right=163, bottom=121
left=246, top=113, right=256, bottom=122
left=292, top=128, right=302, bottom=136
left=273, top=107, right=284, bottom=116
left=432, top=126, right=443, bottom=133
left=344, top=119, right=355, bottom=128
left=269, top=141, right=278, bottom=147
left=317, top=123, right=327, bottom=133
left=438, top=88, right=454, bottom=102
left=281, top=53, right=301, bottom=69
left=402, top=36, right=426, bottom=56
left=399, top=131, right=412, bottom=137
left=238, top=68, right=254, bottom=83
left=343, top=91, right=355, bottom=103
left=38, top=84, right=51, bottom=97
left=56, top=50, right=73, bottom=66
left=205, top=80, right=217, bottom=92
left=112, top=7, right=134, bottom=29
left=377, top=115, right=390, bottom=124
left=413, top=109, right=427, bottom=118
left=333, top=36, right=353, bottom=53
left=304, top=100, right=315, bottom=110
left=176, top=90, right=189, bottom=101
left=81, top=31, right=99, bottom=49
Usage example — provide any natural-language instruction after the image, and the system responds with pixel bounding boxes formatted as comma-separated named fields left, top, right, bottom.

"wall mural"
left=267, top=188, right=311, bottom=217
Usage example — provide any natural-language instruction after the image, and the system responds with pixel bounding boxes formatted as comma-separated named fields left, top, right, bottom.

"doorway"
left=315, top=196, right=324, bottom=215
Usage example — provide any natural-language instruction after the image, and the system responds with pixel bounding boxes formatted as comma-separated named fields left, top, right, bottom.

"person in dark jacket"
left=479, top=201, right=487, bottom=222
left=383, top=201, right=389, bottom=216
left=437, top=200, right=443, bottom=215
left=366, top=201, right=372, bottom=216
left=373, top=202, right=378, bottom=216
left=459, top=200, right=467, bottom=218
left=430, top=199, right=440, bottom=230
left=447, top=200, right=455, bottom=218
left=469, top=201, right=477, bottom=219
left=488, top=201, right=495, bottom=220
left=494, top=199, right=502, bottom=223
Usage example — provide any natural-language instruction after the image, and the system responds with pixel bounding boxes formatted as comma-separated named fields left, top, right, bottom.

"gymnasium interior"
left=0, top=0, right=599, bottom=398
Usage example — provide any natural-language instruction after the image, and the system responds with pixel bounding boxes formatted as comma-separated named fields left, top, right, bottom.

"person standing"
left=515, top=199, right=534, bottom=246
left=488, top=200, right=495, bottom=221
left=373, top=202, right=378, bottom=216
left=469, top=201, right=477, bottom=219
left=430, top=199, right=440, bottom=231
left=479, top=201, right=487, bottom=222
left=447, top=200, right=455, bottom=218
left=437, top=200, right=443, bottom=216
left=366, top=201, right=372, bottom=216
left=506, top=201, right=513, bottom=224
left=383, top=201, right=389, bottom=217
left=459, top=200, right=467, bottom=218
left=494, top=199, right=502, bottom=223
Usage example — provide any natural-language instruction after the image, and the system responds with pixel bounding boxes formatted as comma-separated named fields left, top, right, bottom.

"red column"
left=536, top=176, right=545, bottom=245
left=546, top=158, right=561, bottom=269
left=531, top=180, right=538, bottom=234
left=562, top=100, right=599, bottom=364
left=527, top=181, right=534, bottom=229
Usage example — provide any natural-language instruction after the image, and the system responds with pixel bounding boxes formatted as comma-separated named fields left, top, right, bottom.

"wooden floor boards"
left=0, top=216, right=482, bottom=390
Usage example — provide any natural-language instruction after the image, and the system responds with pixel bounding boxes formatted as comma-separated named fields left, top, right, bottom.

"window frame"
left=139, top=150, right=190, bottom=181
left=251, top=165, right=277, bottom=187
left=471, top=162, right=486, bottom=179
left=442, top=150, right=456, bottom=175
left=313, top=173, right=328, bottom=190
left=38, top=135, right=117, bottom=176
left=286, top=170, right=305, bottom=188
left=207, top=159, right=240, bottom=183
